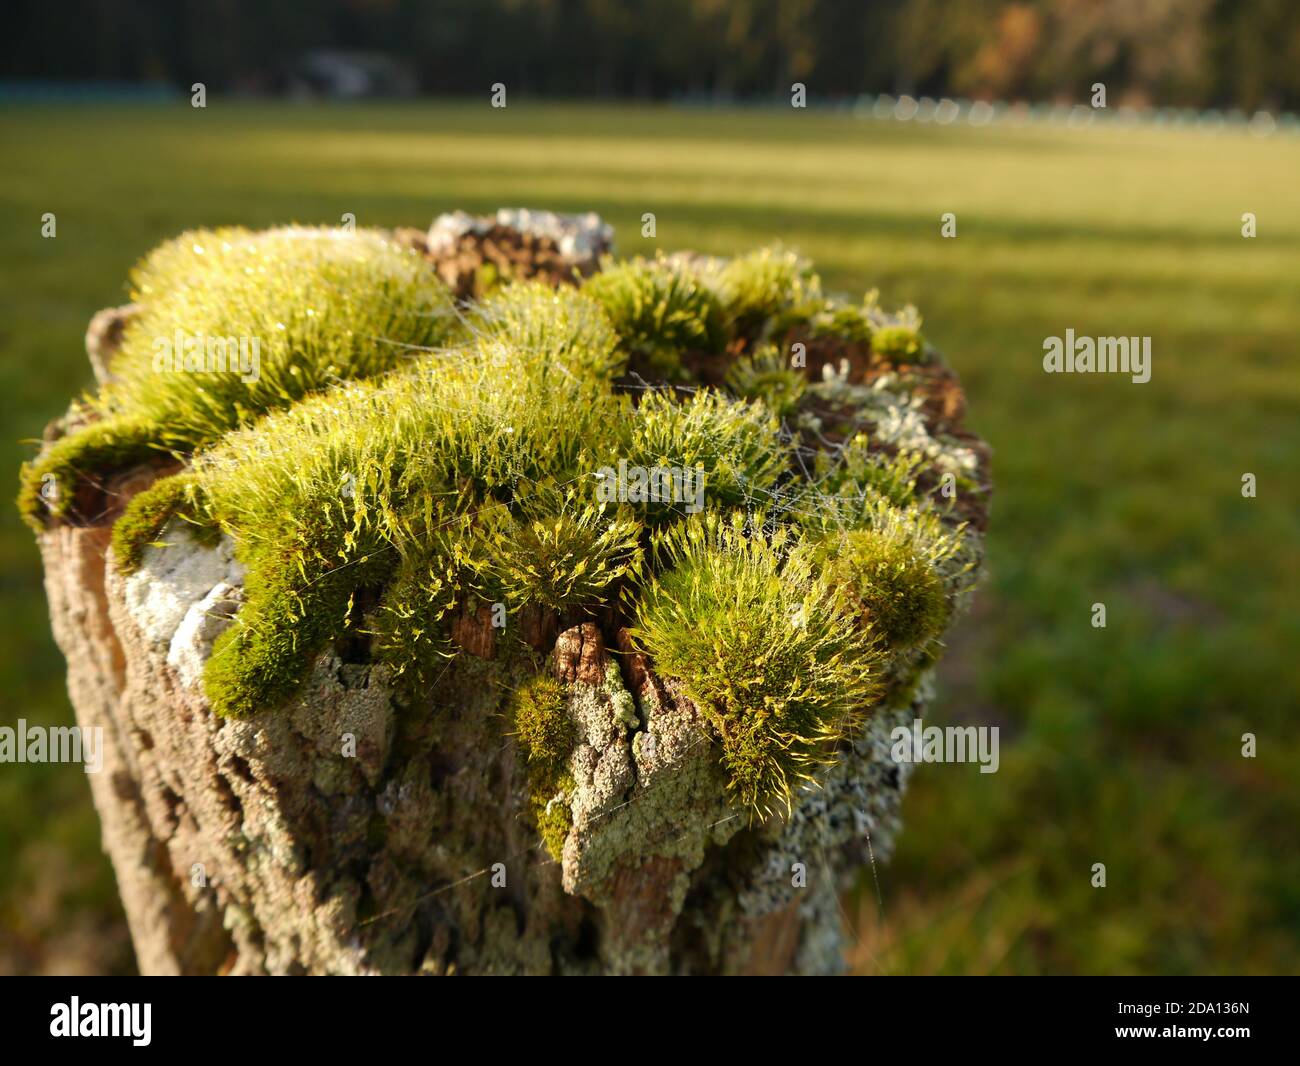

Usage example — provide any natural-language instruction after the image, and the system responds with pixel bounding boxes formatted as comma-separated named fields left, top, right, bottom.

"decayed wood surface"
left=39, top=506, right=916, bottom=974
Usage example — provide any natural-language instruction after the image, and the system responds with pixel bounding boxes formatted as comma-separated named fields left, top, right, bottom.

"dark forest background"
left=5, top=0, right=1300, bottom=110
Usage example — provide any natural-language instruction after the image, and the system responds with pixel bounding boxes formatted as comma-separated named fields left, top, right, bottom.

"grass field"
left=1, top=102, right=1297, bottom=975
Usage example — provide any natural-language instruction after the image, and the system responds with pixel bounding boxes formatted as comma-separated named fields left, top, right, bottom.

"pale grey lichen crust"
left=427, top=207, right=615, bottom=260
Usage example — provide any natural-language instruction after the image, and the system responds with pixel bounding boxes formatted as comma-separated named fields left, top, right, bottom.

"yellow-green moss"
left=471, top=498, right=642, bottom=612
left=368, top=506, right=468, bottom=685
left=19, top=226, right=454, bottom=529
left=110, top=472, right=215, bottom=574
left=510, top=673, right=576, bottom=860
left=462, top=280, right=624, bottom=381
left=627, top=388, right=789, bottom=516
left=805, top=298, right=875, bottom=344
left=18, top=416, right=160, bottom=529
left=186, top=341, right=626, bottom=715
left=582, top=254, right=725, bottom=375
left=511, top=673, right=573, bottom=770
left=713, top=247, right=819, bottom=338
left=724, top=344, right=807, bottom=420
left=872, top=323, right=924, bottom=361
left=203, top=534, right=395, bottom=718
left=804, top=494, right=975, bottom=652
left=534, top=772, right=576, bottom=862
left=820, top=527, right=949, bottom=650
left=630, top=512, right=886, bottom=817
left=804, top=434, right=925, bottom=515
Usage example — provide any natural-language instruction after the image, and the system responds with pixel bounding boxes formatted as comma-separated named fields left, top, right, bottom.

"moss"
left=462, top=280, right=623, bottom=381
left=724, top=345, right=806, bottom=420
left=535, top=784, right=575, bottom=861
left=872, top=324, right=924, bottom=361
left=801, top=435, right=925, bottom=517
left=185, top=332, right=626, bottom=715
left=510, top=673, right=577, bottom=860
left=582, top=254, right=725, bottom=375
left=818, top=527, right=949, bottom=650
left=108, top=226, right=455, bottom=446
left=469, top=487, right=643, bottom=611
left=204, top=533, right=395, bottom=718
left=18, top=415, right=162, bottom=529
left=805, top=298, right=875, bottom=344
left=110, top=472, right=212, bottom=574
left=511, top=673, right=573, bottom=771
left=631, top=512, right=885, bottom=817
left=18, top=225, right=980, bottom=834
left=368, top=510, right=467, bottom=685
left=20, top=227, right=454, bottom=529
left=804, top=493, right=974, bottom=650
left=713, top=247, right=819, bottom=339
left=626, top=388, right=789, bottom=517
left=886, top=647, right=939, bottom=707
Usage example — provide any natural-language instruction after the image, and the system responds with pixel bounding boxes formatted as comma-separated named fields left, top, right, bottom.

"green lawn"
left=1, top=101, right=1296, bottom=975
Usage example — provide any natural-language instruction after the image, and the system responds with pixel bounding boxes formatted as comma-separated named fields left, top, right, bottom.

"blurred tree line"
left=6, top=0, right=1300, bottom=110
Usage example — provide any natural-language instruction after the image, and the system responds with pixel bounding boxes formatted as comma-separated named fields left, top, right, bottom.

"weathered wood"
left=39, top=514, right=917, bottom=974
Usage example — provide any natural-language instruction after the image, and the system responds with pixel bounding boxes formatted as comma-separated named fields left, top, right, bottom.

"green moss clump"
left=627, top=388, right=789, bottom=516
left=803, top=493, right=975, bottom=649
left=17, top=223, right=982, bottom=829
left=802, top=434, right=925, bottom=516
left=186, top=327, right=627, bottom=714
left=203, top=532, right=394, bottom=718
left=818, top=527, right=949, bottom=650
left=470, top=487, right=642, bottom=611
left=872, top=323, right=924, bottom=361
left=713, top=247, right=818, bottom=338
left=510, top=672, right=577, bottom=861
left=582, top=254, right=725, bottom=375
left=110, top=471, right=213, bottom=574
left=368, top=504, right=470, bottom=684
left=462, top=280, right=624, bottom=381
left=511, top=673, right=574, bottom=769
left=724, top=345, right=807, bottom=420
left=19, top=226, right=454, bottom=526
left=19, top=415, right=160, bottom=528
left=535, top=789, right=574, bottom=862
left=111, top=226, right=455, bottom=443
left=631, top=512, right=885, bottom=816
left=806, top=299, right=875, bottom=344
